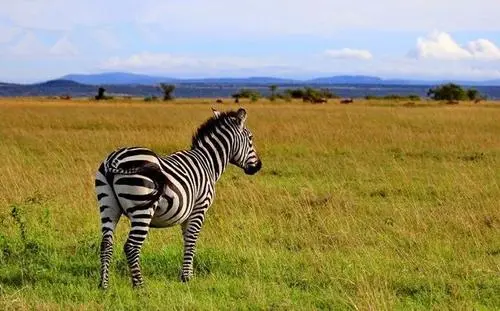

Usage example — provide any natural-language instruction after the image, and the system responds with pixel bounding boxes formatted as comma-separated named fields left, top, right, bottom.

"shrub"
left=232, top=89, right=261, bottom=101
left=269, top=85, right=278, bottom=101
left=427, top=83, right=483, bottom=101
left=250, top=93, right=259, bottom=103
left=144, top=96, right=159, bottom=102
left=95, top=87, right=112, bottom=100
left=285, top=88, right=306, bottom=99
left=364, top=94, right=421, bottom=101
left=159, top=83, right=176, bottom=101
left=284, top=87, right=337, bottom=103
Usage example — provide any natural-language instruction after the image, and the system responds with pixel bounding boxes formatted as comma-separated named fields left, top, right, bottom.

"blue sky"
left=1, top=0, right=500, bottom=83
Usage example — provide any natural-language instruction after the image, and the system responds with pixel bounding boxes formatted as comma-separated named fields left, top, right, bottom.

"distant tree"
left=269, top=85, right=278, bottom=101
left=427, top=83, right=468, bottom=101
left=250, top=93, right=259, bottom=103
left=285, top=88, right=306, bottom=99
left=232, top=88, right=261, bottom=100
left=283, top=87, right=337, bottom=103
left=144, top=95, right=159, bottom=102
left=159, top=83, right=176, bottom=101
left=95, top=87, right=106, bottom=100
left=318, top=88, right=338, bottom=99
left=269, top=84, right=278, bottom=95
left=466, top=88, right=481, bottom=101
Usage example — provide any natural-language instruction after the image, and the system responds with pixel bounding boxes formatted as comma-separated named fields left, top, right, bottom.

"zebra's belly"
left=150, top=195, right=193, bottom=228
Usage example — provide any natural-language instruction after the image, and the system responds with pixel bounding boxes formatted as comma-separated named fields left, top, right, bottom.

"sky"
left=1, top=0, right=500, bottom=83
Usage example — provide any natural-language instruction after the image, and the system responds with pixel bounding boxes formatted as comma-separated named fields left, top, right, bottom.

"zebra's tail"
left=105, top=162, right=168, bottom=209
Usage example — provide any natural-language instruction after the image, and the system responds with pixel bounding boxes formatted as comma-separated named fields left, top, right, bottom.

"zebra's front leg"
left=124, top=210, right=153, bottom=287
left=180, top=212, right=206, bottom=282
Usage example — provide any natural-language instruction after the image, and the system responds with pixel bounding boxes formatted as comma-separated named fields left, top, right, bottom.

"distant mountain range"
left=1, top=72, right=500, bottom=98
left=58, top=72, right=500, bottom=86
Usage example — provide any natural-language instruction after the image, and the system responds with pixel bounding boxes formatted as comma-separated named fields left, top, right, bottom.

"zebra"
left=95, top=108, right=262, bottom=288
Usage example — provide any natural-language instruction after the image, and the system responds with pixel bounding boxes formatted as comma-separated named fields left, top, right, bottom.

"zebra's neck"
left=192, top=132, right=231, bottom=182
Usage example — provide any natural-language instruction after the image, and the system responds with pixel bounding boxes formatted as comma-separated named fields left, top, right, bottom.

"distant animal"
left=340, top=98, right=354, bottom=104
left=216, top=99, right=223, bottom=103
left=447, top=100, right=459, bottom=105
left=313, top=98, right=327, bottom=104
left=95, top=108, right=262, bottom=288
left=59, top=95, right=71, bottom=100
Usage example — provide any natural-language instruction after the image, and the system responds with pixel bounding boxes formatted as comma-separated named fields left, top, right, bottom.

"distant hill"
left=34, top=79, right=87, bottom=87
left=307, top=75, right=383, bottom=84
left=61, top=72, right=179, bottom=85
left=54, top=72, right=500, bottom=87
left=60, top=73, right=299, bottom=85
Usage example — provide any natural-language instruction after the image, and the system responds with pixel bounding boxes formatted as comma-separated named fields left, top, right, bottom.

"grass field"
left=0, top=98, right=499, bottom=310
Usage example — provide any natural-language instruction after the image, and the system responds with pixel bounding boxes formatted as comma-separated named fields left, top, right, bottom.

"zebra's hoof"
left=99, top=283, right=108, bottom=290
left=132, top=283, right=144, bottom=288
left=180, top=272, right=193, bottom=282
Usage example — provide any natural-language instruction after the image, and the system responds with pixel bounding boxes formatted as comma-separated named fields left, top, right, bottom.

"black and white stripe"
left=95, top=108, right=261, bottom=288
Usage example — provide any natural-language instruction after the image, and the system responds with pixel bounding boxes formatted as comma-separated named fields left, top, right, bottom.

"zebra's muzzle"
left=244, top=160, right=262, bottom=175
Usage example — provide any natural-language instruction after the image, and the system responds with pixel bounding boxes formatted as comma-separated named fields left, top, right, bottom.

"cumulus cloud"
left=50, top=36, right=78, bottom=56
left=8, top=32, right=47, bottom=55
left=409, top=31, right=500, bottom=61
left=465, top=39, right=500, bottom=60
left=0, top=25, right=22, bottom=44
left=5, top=32, right=78, bottom=57
left=324, top=48, right=372, bottom=60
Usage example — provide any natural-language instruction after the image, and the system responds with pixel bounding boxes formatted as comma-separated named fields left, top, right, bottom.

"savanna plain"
left=0, top=98, right=499, bottom=310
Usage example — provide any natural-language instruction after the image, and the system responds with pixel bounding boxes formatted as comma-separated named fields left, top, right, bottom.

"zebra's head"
left=212, top=108, right=262, bottom=175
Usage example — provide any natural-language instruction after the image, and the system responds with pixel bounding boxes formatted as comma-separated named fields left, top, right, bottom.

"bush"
left=269, top=85, right=278, bottom=101
left=284, top=87, right=337, bottom=102
left=159, top=83, right=176, bottom=101
left=427, top=83, right=483, bottom=101
left=364, top=94, right=421, bottom=101
left=250, top=93, right=259, bottom=103
left=144, top=96, right=159, bottom=102
left=285, top=88, right=306, bottom=99
left=95, top=87, right=113, bottom=100
left=232, top=89, right=261, bottom=100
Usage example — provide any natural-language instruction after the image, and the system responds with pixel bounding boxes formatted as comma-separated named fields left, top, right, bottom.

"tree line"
left=90, top=83, right=487, bottom=103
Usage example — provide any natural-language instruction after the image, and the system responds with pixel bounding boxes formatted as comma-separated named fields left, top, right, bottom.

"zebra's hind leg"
left=95, top=166, right=122, bottom=290
left=124, top=209, right=154, bottom=287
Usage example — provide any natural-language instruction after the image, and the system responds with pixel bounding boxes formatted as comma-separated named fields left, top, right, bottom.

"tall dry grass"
left=0, top=98, right=499, bottom=310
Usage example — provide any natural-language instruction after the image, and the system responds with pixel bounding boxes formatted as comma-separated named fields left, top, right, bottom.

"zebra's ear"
left=212, top=108, right=222, bottom=118
left=236, top=108, right=247, bottom=127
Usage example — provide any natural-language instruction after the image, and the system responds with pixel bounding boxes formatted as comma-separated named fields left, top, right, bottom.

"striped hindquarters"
left=104, top=147, right=168, bottom=213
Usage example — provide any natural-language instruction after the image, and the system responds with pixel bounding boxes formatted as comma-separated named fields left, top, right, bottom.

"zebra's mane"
left=191, top=110, right=239, bottom=149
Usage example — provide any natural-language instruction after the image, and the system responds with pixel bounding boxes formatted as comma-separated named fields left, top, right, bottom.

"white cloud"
left=409, top=31, right=500, bottom=61
left=0, top=26, right=22, bottom=44
left=50, top=36, right=78, bottom=56
left=324, top=48, right=372, bottom=60
left=8, top=32, right=48, bottom=55
left=465, top=39, right=500, bottom=60
left=4, top=32, right=78, bottom=57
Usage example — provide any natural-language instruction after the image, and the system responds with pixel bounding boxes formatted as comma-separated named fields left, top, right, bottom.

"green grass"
left=0, top=98, right=499, bottom=310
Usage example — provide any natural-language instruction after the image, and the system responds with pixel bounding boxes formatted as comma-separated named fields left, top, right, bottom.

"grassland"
left=0, top=98, right=499, bottom=310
